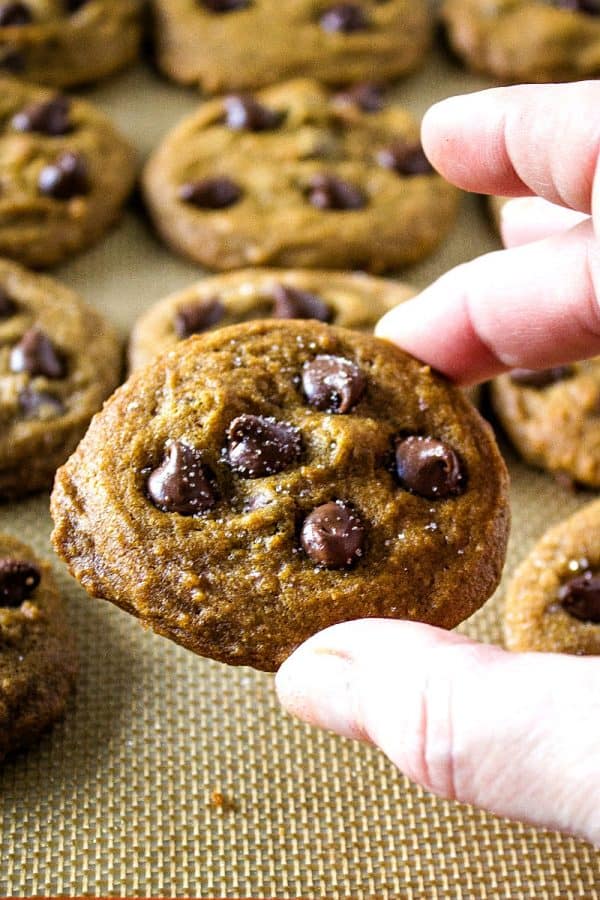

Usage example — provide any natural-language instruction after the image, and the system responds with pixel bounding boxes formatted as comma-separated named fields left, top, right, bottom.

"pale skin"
left=276, top=82, right=600, bottom=847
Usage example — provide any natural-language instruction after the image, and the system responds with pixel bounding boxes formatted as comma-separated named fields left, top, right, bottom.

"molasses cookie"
left=0, top=532, right=77, bottom=762
left=0, top=0, right=142, bottom=88
left=151, top=0, right=432, bottom=94
left=0, top=258, right=121, bottom=497
left=51, top=320, right=510, bottom=672
left=128, top=268, right=416, bottom=371
left=142, top=79, right=459, bottom=273
left=505, top=498, right=600, bottom=654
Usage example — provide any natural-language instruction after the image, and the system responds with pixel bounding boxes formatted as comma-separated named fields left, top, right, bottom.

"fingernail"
left=375, top=295, right=421, bottom=340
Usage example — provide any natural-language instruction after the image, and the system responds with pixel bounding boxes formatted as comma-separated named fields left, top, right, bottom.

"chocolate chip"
left=10, top=328, right=66, bottom=379
left=307, top=173, right=366, bottom=210
left=320, top=3, right=370, bottom=32
left=224, top=94, right=285, bottom=131
left=376, top=140, right=434, bottom=176
left=179, top=177, right=242, bottom=209
left=558, top=571, right=600, bottom=622
left=301, top=501, right=365, bottom=568
left=0, top=2, right=32, bottom=25
left=12, top=95, right=71, bottom=136
left=65, top=0, right=90, bottom=11
left=271, top=284, right=332, bottom=322
left=147, top=441, right=217, bottom=515
left=18, top=387, right=64, bottom=419
left=554, top=0, right=600, bottom=13
left=226, top=414, right=302, bottom=478
left=200, top=0, right=251, bottom=10
left=336, top=82, right=384, bottom=112
left=174, top=297, right=225, bottom=338
left=510, top=366, right=574, bottom=388
left=302, top=355, right=366, bottom=414
left=38, top=151, right=89, bottom=200
left=0, top=48, right=25, bottom=72
left=0, top=287, right=17, bottom=318
left=395, top=436, right=465, bottom=500
left=0, top=557, right=40, bottom=607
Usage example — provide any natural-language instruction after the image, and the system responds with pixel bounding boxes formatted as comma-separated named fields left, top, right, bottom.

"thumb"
left=276, top=619, right=600, bottom=846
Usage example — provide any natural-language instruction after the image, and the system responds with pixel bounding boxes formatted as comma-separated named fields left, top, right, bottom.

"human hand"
left=276, top=82, right=600, bottom=847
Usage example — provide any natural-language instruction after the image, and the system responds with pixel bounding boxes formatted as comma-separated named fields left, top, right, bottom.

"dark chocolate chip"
left=12, top=95, right=71, bottom=136
left=179, top=177, right=242, bottom=209
left=226, top=414, right=302, bottom=478
left=0, top=48, right=25, bottom=72
left=301, top=501, right=365, bottom=568
left=554, top=0, right=600, bottom=13
left=0, top=2, right=32, bottom=25
left=336, top=82, right=384, bottom=112
left=558, top=571, right=600, bottom=622
left=0, top=557, right=40, bottom=607
left=10, top=328, right=66, bottom=379
left=509, top=366, right=574, bottom=388
left=65, top=0, right=90, bottom=11
left=200, top=0, right=251, bottom=10
left=271, top=284, right=332, bottom=322
left=376, top=140, right=434, bottom=176
left=38, top=151, right=89, bottom=200
left=18, top=387, right=64, bottom=419
left=224, top=94, right=285, bottom=131
left=307, top=173, right=366, bottom=210
left=174, top=297, right=225, bottom=338
left=147, top=441, right=217, bottom=515
left=320, top=3, right=369, bottom=32
left=0, top=286, right=17, bottom=318
left=302, top=355, right=366, bottom=414
left=395, top=435, right=465, bottom=500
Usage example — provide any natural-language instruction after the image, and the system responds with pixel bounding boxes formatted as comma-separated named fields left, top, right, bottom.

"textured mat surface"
left=0, top=48, right=599, bottom=900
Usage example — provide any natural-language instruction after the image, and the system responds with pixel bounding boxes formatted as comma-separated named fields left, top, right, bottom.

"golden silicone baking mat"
left=1, top=46, right=599, bottom=899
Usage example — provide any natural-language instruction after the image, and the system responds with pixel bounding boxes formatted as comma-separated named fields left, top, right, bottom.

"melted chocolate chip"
left=224, top=94, right=285, bottom=131
left=307, top=173, right=366, bottom=210
left=179, top=177, right=242, bottom=209
left=38, top=151, right=89, bottom=200
left=395, top=436, right=465, bottom=500
left=554, top=0, right=600, bottom=12
left=0, top=48, right=24, bottom=72
left=336, top=82, right=384, bottom=112
left=271, top=284, right=332, bottom=322
left=301, top=501, right=365, bottom=568
left=0, top=287, right=17, bottom=318
left=12, top=95, right=71, bottom=136
left=147, top=441, right=217, bottom=515
left=377, top=140, right=434, bottom=176
left=0, top=557, right=40, bottom=607
left=200, top=0, right=251, bottom=10
left=320, top=3, right=369, bottom=32
left=10, top=328, right=66, bottom=379
left=302, top=355, right=366, bottom=414
left=226, top=414, right=302, bottom=478
left=558, top=571, right=600, bottom=622
left=174, top=297, right=225, bottom=338
left=18, top=387, right=64, bottom=419
left=65, top=0, right=90, bottom=11
left=0, top=2, right=32, bottom=25
left=510, top=366, right=574, bottom=388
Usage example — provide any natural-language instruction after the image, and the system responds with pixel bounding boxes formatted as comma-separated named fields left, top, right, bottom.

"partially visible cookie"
left=442, top=0, right=600, bottom=83
left=491, top=361, right=600, bottom=487
left=52, top=319, right=510, bottom=672
left=489, top=195, right=508, bottom=233
left=142, top=79, right=459, bottom=273
left=0, top=77, right=137, bottom=268
left=0, top=258, right=121, bottom=497
left=128, top=268, right=416, bottom=371
left=0, top=0, right=142, bottom=88
left=505, top=499, right=600, bottom=654
left=151, top=0, right=432, bottom=94
left=0, top=532, right=77, bottom=762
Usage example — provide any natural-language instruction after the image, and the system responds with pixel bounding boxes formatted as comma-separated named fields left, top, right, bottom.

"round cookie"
left=0, top=0, right=142, bottom=88
left=128, top=268, right=416, bottom=371
left=142, top=79, right=459, bottom=273
left=151, top=0, right=432, bottom=94
left=442, top=0, right=600, bottom=83
left=51, top=320, right=510, bottom=672
left=0, top=532, right=77, bottom=762
left=0, top=258, right=121, bottom=497
left=505, top=499, right=600, bottom=655
left=491, top=360, right=600, bottom=487
left=0, top=77, right=137, bottom=268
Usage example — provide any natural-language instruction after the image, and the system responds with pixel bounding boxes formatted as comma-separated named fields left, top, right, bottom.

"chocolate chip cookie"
left=51, top=320, right=510, bottom=672
left=142, top=79, right=459, bottom=273
left=0, top=77, right=137, bottom=268
left=0, top=1, right=142, bottom=87
left=505, top=499, right=600, bottom=654
left=151, top=1, right=432, bottom=94
left=491, top=361, right=600, bottom=487
left=0, top=532, right=77, bottom=762
left=128, top=268, right=416, bottom=371
left=0, top=258, right=121, bottom=497
left=442, top=0, right=600, bottom=83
